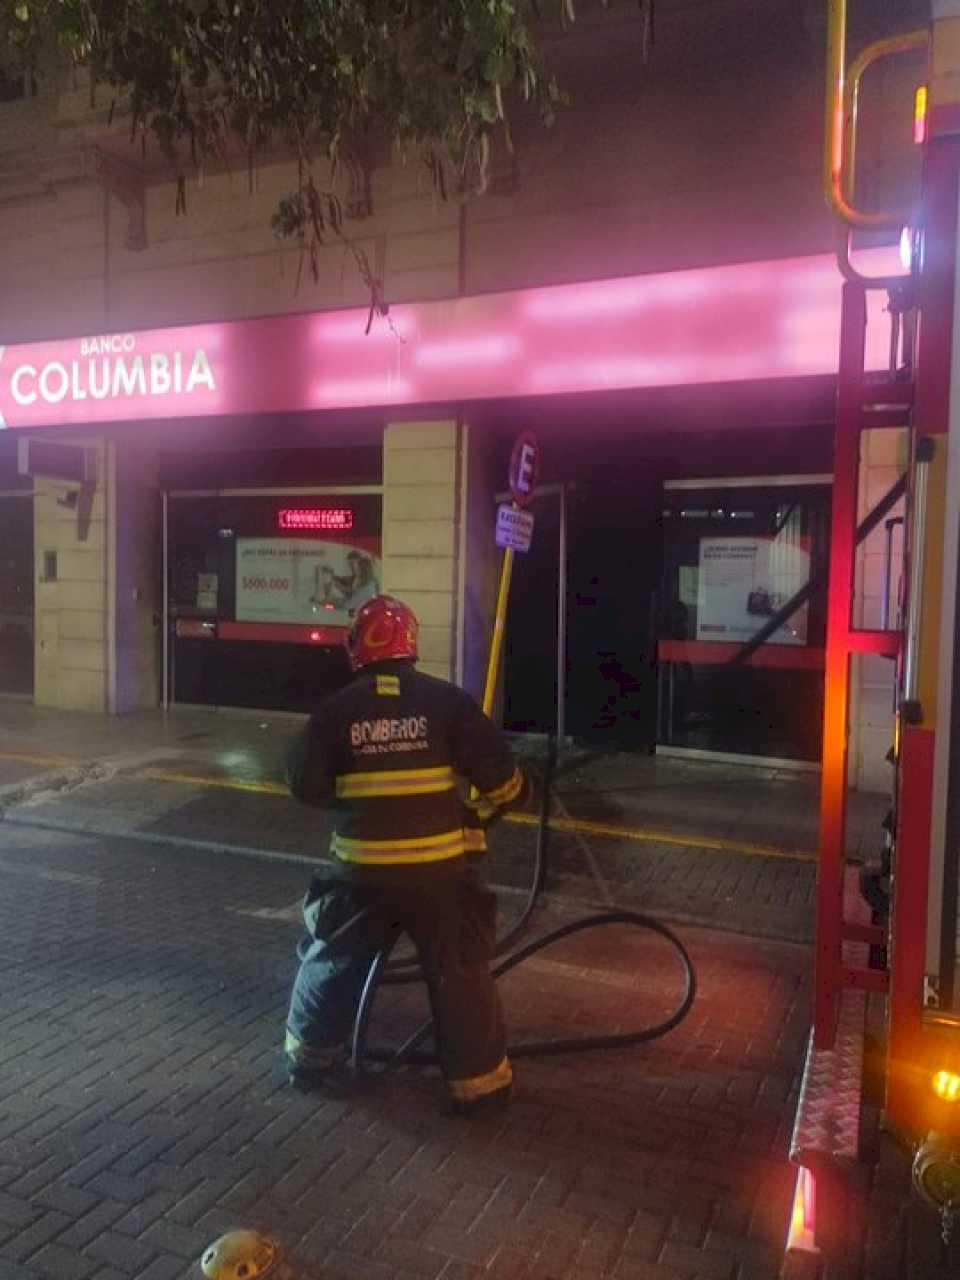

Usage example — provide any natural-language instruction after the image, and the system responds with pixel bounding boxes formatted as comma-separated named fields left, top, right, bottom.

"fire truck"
left=786, top=1, right=960, bottom=1274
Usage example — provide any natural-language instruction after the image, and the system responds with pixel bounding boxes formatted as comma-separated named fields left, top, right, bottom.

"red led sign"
left=278, top=507, right=354, bottom=532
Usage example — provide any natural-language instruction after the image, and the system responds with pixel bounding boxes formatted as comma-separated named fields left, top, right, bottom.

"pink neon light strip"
left=0, top=246, right=903, bottom=430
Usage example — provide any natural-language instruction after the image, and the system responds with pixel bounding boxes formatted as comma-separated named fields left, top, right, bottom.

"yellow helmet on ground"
left=200, top=1230, right=278, bottom=1280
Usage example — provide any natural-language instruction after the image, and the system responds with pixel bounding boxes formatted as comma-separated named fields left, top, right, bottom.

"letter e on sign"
left=508, top=431, right=540, bottom=508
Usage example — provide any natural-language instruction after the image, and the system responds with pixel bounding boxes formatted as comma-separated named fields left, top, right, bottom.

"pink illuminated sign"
left=0, top=246, right=903, bottom=430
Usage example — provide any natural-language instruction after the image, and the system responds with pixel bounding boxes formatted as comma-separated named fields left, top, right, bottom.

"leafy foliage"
left=0, top=1, right=652, bottom=312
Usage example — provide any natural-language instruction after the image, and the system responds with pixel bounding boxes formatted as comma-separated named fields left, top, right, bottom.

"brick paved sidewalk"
left=0, top=823, right=806, bottom=1280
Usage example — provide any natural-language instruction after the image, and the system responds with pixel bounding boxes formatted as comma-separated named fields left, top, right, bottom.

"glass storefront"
left=166, top=491, right=381, bottom=711
left=657, top=477, right=831, bottom=763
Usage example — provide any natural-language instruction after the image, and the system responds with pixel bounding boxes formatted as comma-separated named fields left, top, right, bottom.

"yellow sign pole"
left=481, top=542, right=516, bottom=718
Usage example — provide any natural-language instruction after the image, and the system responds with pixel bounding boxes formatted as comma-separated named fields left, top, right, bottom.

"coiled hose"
left=349, top=741, right=697, bottom=1072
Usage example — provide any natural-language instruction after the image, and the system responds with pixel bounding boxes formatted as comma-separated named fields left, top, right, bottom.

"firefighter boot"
left=283, top=1030, right=355, bottom=1096
left=448, top=1056, right=514, bottom=1115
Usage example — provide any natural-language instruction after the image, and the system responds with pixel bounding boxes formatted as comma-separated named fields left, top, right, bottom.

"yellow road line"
left=0, top=750, right=817, bottom=862
left=506, top=810, right=815, bottom=862
left=145, top=768, right=814, bottom=861
left=0, top=750, right=79, bottom=768
left=145, top=768, right=287, bottom=796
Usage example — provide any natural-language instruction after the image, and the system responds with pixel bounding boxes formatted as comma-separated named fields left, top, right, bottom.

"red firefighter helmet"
left=347, top=595, right=419, bottom=669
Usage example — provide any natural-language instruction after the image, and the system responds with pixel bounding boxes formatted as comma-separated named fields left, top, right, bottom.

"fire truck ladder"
left=785, top=3, right=928, bottom=1271
left=785, top=278, right=914, bottom=1273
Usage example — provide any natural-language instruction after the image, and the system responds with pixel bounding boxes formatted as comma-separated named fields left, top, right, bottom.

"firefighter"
left=284, top=593, right=526, bottom=1112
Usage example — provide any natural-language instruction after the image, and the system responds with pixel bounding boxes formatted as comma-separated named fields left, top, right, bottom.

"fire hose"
left=348, top=740, right=697, bottom=1073
left=200, top=745, right=698, bottom=1277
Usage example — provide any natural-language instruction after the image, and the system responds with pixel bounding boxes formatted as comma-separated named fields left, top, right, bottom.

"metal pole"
left=902, top=438, right=935, bottom=717
left=161, top=490, right=169, bottom=711
left=815, top=281, right=866, bottom=1051
left=881, top=517, right=896, bottom=631
left=937, top=527, right=960, bottom=1009
left=556, top=486, right=567, bottom=746
left=888, top=307, right=901, bottom=379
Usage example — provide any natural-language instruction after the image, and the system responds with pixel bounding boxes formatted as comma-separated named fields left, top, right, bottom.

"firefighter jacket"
left=287, top=661, right=525, bottom=868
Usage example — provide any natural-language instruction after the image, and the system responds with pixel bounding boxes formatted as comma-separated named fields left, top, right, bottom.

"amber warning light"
left=278, top=507, right=354, bottom=532
left=932, top=1069, right=960, bottom=1103
left=914, top=85, right=928, bottom=146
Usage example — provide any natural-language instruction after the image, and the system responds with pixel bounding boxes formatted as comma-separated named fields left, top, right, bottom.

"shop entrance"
left=0, top=494, right=34, bottom=696
left=503, top=464, right=663, bottom=750
left=566, top=470, right=662, bottom=749
left=657, top=475, right=832, bottom=764
left=163, top=487, right=381, bottom=712
left=484, top=452, right=647, bottom=746
left=503, top=486, right=564, bottom=737
left=500, top=446, right=833, bottom=761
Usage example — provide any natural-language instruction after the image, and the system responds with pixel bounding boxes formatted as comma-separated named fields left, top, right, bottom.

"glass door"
left=164, top=490, right=381, bottom=712
left=658, top=477, right=831, bottom=763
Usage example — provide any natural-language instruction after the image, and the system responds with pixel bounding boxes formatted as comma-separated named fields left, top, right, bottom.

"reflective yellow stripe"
left=332, top=828, right=466, bottom=864
left=335, top=827, right=464, bottom=850
left=483, top=768, right=523, bottom=807
left=337, top=778, right=455, bottom=798
left=448, top=1056, right=513, bottom=1101
left=339, top=767, right=454, bottom=783
left=335, top=766, right=455, bottom=799
left=464, top=827, right=488, bottom=853
left=284, top=1029, right=303, bottom=1056
left=284, top=1030, right=349, bottom=1066
left=335, top=846, right=465, bottom=865
left=375, top=675, right=400, bottom=696
left=334, top=842, right=465, bottom=864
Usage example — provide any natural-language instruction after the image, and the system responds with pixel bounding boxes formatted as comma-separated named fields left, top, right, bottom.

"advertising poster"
left=696, top=535, right=810, bottom=647
left=235, top=539, right=381, bottom=627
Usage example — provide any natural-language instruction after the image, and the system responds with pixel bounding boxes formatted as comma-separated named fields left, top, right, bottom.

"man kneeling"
left=284, top=594, right=526, bottom=1113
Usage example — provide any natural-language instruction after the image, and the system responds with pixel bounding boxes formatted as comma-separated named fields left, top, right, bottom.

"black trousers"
left=285, top=867, right=509, bottom=1096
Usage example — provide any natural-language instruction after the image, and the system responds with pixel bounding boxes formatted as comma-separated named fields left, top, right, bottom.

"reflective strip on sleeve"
left=482, top=768, right=523, bottom=808
left=335, top=765, right=456, bottom=799
left=448, top=1056, right=513, bottom=1101
left=332, top=828, right=466, bottom=864
left=463, top=827, right=488, bottom=854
